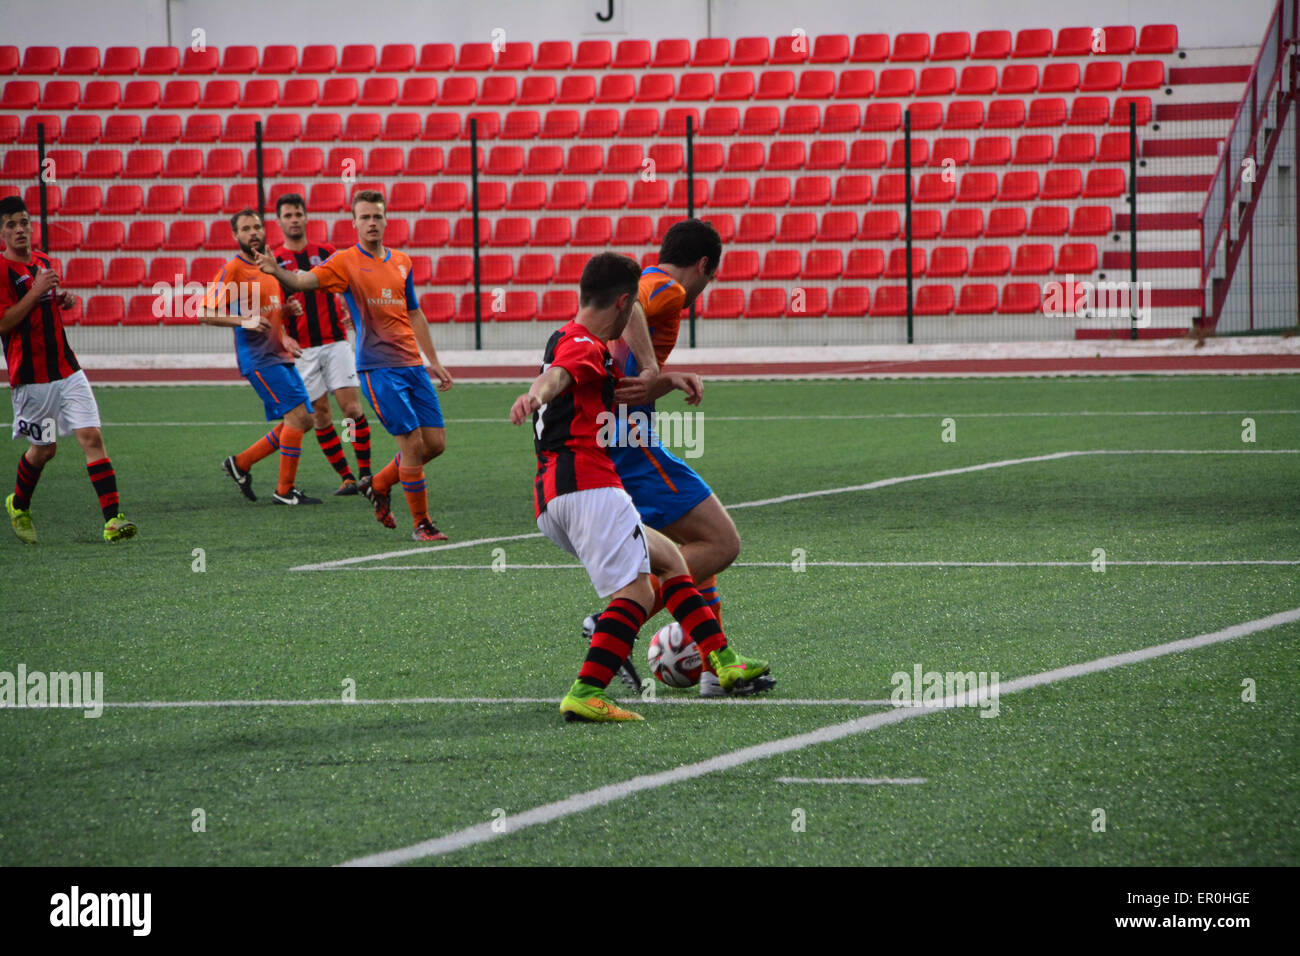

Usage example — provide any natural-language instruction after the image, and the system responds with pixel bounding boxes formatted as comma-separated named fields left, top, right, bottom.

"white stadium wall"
left=2, top=0, right=1279, bottom=49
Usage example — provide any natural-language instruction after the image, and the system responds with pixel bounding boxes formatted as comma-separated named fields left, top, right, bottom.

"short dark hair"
left=579, top=252, right=641, bottom=309
left=229, top=208, right=262, bottom=232
left=659, top=219, right=722, bottom=274
left=0, top=196, right=28, bottom=221
left=275, top=193, right=306, bottom=216
left=351, top=189, right=386, bottom=213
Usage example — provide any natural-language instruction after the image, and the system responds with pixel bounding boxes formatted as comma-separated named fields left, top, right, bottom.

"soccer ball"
left=648, top=622, right=702, bottom=687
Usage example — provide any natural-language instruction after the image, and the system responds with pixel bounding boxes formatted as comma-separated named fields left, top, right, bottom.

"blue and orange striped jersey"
left=309, top=244, right=420, bottom=371
left=204, top=254, right=292, bottom=376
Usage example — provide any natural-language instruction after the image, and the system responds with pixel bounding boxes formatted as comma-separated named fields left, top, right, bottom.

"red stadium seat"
left=137, top=115, right=179, bottom=144
left=163, top=221, right=207, bottom=251
left=957, top=66, right=997, bottom=96
left=443, top=145, right=483, bottom=175
left=719, top=251, right=759, bottom=282
left=180, top=114, right=221, bottom=143
left=780, top=105, right=820, bottom=134
left=1138, top=25, right=1179, bottom=54
left=1042, top=168, right=1083, bottom=200
left=378, top=43, right=415, bottom=72
left=285, top=147, right=324, bottom=178
left=255, top=45, right=296, bottom=74
left=81, top=221, right=125, bottom=251
left=1012, top=244, right=1054, bottom=275
left=999, top=283, right=1040, bottom=314
left=1013, top=29, right=1053, bottom=58
left=860, top=210, right=900, bottom=240
left=970, top=245, right=1012, bottom=276
left=805, top=140, right=846, bottom=170
left=709, top=179, right=749, bottom=208
left=756, top=69, right=796, bottom=100
left=813, top=210, right=854, bottom=241
left=629, top=180, right=669, bottom=208
left=493, top=42, right=533, bottom=71
left=139, top=46, right=180, bottom=75
left=973, top=30, right=1012, bottom=59
left=98, top=47, right=137, bottom=75
left=1071, top=206, right=1113, bottom=236
left=182, top=184, right=222, bottom=215
left=620, top=108, right=659, bottom=138
left=889, top=32, right=929, bottom=62
left=105, top=257, right=147, bottom=287
left=1056, top=242, right=1098, bottom=275
left=343, top=113, right=382, bottom=141
left=556, top=75, right=595, bottom=104
left=578, top=108, right=619, bottom=138
left=885, top=248, right=926, bottom=279
left=538, top=291, right=578, bottom=323
left=999, top=170, right=1039, bottom=200
left=407, top=147, right=444, bottom=175
left=701, top=289, right=742, bottom=319
left=124, top=148, right=165, bottom=178
left=1112, top=96, right=1152, bottom=126
left=861, top=103, right=899, bottom=132
left=504, top=181, right=545, bottom=211
left=764, top=141, right=807, bottom=171
left=928, top=247, right=969, bottom=277
left=956, top=284, right=998, bottom=314
left=382, top=181, right=424, bottom=212
left=1008, top=134, right=1051, bottom=165
left=932, top=32, right=971, bottom=61
left=929, top=137, right=970, bottom=169
left=1053, top=28, right=1094, bottom=57
left=319, top=77, right=358, bottom=107
left=179, top=47, right=219, bottom=75
left=260, top=113, right=300, bottom=142
left=820, top=104, right=859, bottom=133
left=413, top=219, right=450, bottom=247
left=83, top=149, right=123, bottom=178
left=339, top=44, right=376, bottom=72
left=1102, top=26, right=1136, bottom=55
left=918, top=67, right=956, bottom=97
left=850, top=34, right=890, bottom=63
left=39, top=80, right=80, bottom=110
left=738, top=212, right=777, bottom=242
left=420, top=293, right=455, bottom=323
left=539, top=110, right=579, bottom=139
left=985, top=99, right=1025, bottom=128
left=808, top=34, right=849, bottom=64
left=889, top=139, right=929, bottom=168
left=1083, top=168, right=1126, bottom=197
left=746, top=288, right=786, bottom=318
left=674, top=72, right=715, bottom=102
left=955, top=172, right=995, bottom=202
left=1028, top=206, right=1070, bottom=236
left=1027, top=98, right=1068, bottom=127
left=692, top=142, right=724, bottom=171
left=774, top=214, right=816, bottom=243
left=613, top=39, right=652, bottom=70
left=732, top=37, right=771, bottom=66
left=916, top=173, right=954, bottom=202
left=915, top=285, right=955, bottom=315
left=302, top=182, right=343, bottom=213
left=659, top=108, right=700, bottom=137
left=19, top=115, right=60, bottom=144
left=1098, top=133, right=1131, bottom=162
left=201, top=148, right=242, bottom=178
left=248, top=146, right=282, bottom=177
left=428, top=182, right=466, bottom=212
left=565, top=145, right=604, bottom=175
left=199, top=79, right=240, bottom=108
left=64, top=115, right=102, bottom=144
left=826, top=287, right=869, bottom=317
left=847, top=140, right=886, bottom=171
left=63, top=185, right=103, bottom=215
left=573, top=40, right=611, bottom=70
left=355, top=77, right=397, bottom=107
left=411, top=43, right=452, bottom=72
left=604, top=144, right=643, bottom=173
left=433, top=256, right=473, bottom=285
left=217, top=46, right=258, bottom=74
left=1, top=80, right=39, bottom=109
left=515, top=254, right=554, bottom=284
left=999, top=64, right=1039, bottom=94
left=513, top=76, right=556, bottom=107
left=572, top=216, right=612, bottom=246
left=1041, top=63, right=1081, bottom=94
left=801, top=249, right=842, bottom=280
left=83, top=295, right=125, bottom=326
left=159, top=79, right=199, bottom=109
left=649, top=38, right=690, bottom=69
left=869, top=287, right=908, bottom=316
left=281, top=78, right=318, bottom=108
left=699, top=107, right=739, bottom=136
left=1081, top=62, right=1122, bottom=92
left=772, top=35, right=810, bottom=66
left=613, top=215, right=654, bottom=245
left=725, top=142, right=764, bottom=171
left=64, top=258, right=104, bottom=288
left=876, top=69, right=915, bottom=97
left=985, top=208, right=1026, bottom=237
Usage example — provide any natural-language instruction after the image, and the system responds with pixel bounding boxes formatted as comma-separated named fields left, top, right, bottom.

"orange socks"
left=698, top=575, right=721, bottom=627
left=234, top=423, right=284, bottom=473
left=373, top=454, right=401, bottom=494
left=275, top=426, right=304, bottom=495
left=398, top=465, right=428, bottom=526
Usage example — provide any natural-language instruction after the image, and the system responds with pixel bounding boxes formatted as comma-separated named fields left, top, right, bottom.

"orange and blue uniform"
left=206, top=254, right=308, bottom=421
left=604, top=266, right=712, bottom=530
left=309, top=244, right=441, bottom=436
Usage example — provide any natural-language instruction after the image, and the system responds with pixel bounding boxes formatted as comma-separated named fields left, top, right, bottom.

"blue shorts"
left=246, top=364, right=310, bottom=422
left=360, top=365, right=444, bottom=436
left=608, top=440, right=713, bottom=530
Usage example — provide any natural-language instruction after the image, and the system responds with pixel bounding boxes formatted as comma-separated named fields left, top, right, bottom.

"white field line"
left=291, top=448, right=1299, bottom=572
left=1, top=696, right=892, bottom=711
left=776, top=777, right=927, bottom=785
left=307, top=560, right=1300, bottom=572
left=6, top=409, right=1298, bottom=428
left=338, top=605, right=1300, bottom=866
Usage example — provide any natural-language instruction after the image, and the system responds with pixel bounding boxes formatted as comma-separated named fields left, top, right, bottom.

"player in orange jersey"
left=201, top=208, right=320, bottom=506
left=256, top=190, right=453, bottom=541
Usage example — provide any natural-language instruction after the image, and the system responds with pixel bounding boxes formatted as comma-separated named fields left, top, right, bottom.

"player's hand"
left=286, top=298, right=303, bottom=317
left=429, top=362, right=454, bottom=391
left=58, top=290, right=77, bottom=310
left=281, top=334, right=303, bottom=358
left=670, top=371, right=704, bottom=405
left=510, top=393, right=540, bottom=425
left=31, top=268, right=59, bottom=298
left=241, top=312, right=271, bottom=333
left=253, top=249, right=279, bottom=275
left=613, top=367, right=658, bottom=406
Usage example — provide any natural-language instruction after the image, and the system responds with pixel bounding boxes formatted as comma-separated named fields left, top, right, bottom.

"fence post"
left=686, top=113, right=696, bottom=348
left=254, top=121, right=265, bottom=219
left=470, top=116, right=482, bottom=350
left=903, top=108, right=913, bottom=344
left=1128, top=101, right=1139, bottom=340
left=36, top=122, right=49, bottom=255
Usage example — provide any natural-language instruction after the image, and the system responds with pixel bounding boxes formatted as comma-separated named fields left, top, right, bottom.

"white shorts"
left=297, top=340, right=359, bottom=402
left=11, top=369, right=101, bottom=445
left=537, top=486, right=651, bottom=599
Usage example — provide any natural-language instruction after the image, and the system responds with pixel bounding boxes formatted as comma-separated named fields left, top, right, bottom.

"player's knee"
left=286, top=406, right=313, bottom=431
left=30, top=443, right=56, bottom=465
left=424, top=432, right=446, bottom=460
left=717, top=525, right=741, bottom=568
left=343, top=400, right=364, bottom=420
left=622, top=575, right=656, bottom=614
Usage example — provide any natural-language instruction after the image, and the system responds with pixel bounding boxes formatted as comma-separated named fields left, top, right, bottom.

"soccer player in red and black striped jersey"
left=0, top=197, right=136, bottom=544
left=509, top=252, right=770, bottom=722
left=273, top=194, right=371, bottom=496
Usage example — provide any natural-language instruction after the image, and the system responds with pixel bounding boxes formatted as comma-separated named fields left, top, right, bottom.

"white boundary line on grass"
left=291, top=449, right=1299, bottom=572
left=338, top=605, right=1300, bottom=866
left=309, top=559, right=1300, bottom=572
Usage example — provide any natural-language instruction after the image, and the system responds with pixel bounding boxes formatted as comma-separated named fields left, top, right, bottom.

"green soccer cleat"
left=560, top=681, right=644, bottom=723
left=103, top=513, right=137, bottom=543
left=6, top=493, right=36, bottom=544
left=707, top=646, right=770, bottom=694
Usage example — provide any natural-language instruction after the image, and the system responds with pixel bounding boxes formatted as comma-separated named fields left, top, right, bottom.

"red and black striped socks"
left=577, top=597, right=648, bottom=689
left=85, top=457, right=120, bottom=521
left=315, top=424, right=355, bottom=481
left=13, top=453, right=43, bottom=510
left=352, top=414, right=371, bottom=477
left=661, top=574, right=727, bottom=660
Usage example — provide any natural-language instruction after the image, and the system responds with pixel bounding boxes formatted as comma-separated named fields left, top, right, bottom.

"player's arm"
left=253, top=248, right=318, bottom=292
left=510, top=365, right=574, bottom=425
left=620, top=301, right=659, bottom=378
left=639, top=370, right=703, bottom=405
left=408, top=307, right=453, bottom=391
left=0, top=268, right=59, bottom=333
